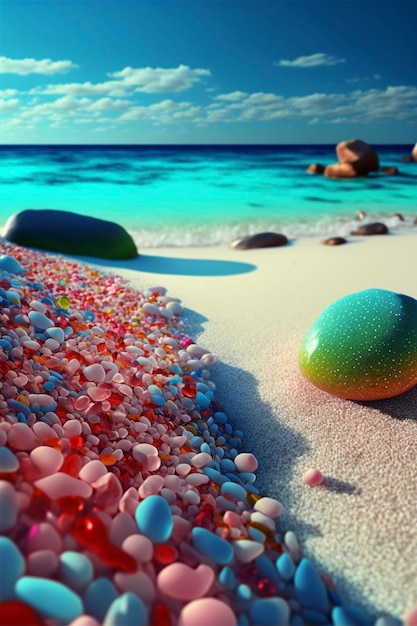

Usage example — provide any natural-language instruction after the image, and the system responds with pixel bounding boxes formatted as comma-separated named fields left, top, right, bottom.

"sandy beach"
left=80, top=231, right=417, bottom=622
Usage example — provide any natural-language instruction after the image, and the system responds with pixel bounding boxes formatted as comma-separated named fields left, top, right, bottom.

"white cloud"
left=109, top=64, right=211, bottom=93
left=0, top=99, right=19, bottom=113
left=214, top=91, right=248, bottom=101
left=277, top=53, right=346, bottom=68
left=0, top=56, right=77, bottom=75
left=119, top=99, right=200, bottom=124
left=0, top=89, right=19, bottom=97
left=30, top=80, right=128, bottom=98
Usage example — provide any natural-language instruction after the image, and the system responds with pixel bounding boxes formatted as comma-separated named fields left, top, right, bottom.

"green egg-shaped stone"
left=298, top=288, right=417, bottom=400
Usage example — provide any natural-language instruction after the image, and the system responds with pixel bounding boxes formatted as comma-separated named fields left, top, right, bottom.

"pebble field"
left=0, top=241, right=413, bottom=626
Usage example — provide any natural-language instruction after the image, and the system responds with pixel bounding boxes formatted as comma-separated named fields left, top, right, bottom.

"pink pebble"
left=158, top=563, right=214, bottom=601
left=27, top=522, right=63, bottom=553
left=113, top=571, right=155, bottom=604
left=109, top=512, right=138, bottom=547
left=63, top=420, right=82, bottom=438
left=7, top=423, right=39, bottom=451
left=32, top=421, right=59, bottom=442
left=27, top=549, right=59, bottom=577
left=138, top=475, right=164, bottom=498
left=254, top=496, right=283, bottom=518
left=303, top=467, right=324, bottom=486
left=30, top=446, right=64, bottom=475
left=122, top=534, right=153, bottom=563
left=234, top=452, right=258, bottom=472
left=190, top=452, right=212, bottom=468
left=179, top=598, right=237, bottom=626
left=14, top=374, right=29, bottom=386
left=69, top=617, right=101, bottom=626
left=79, top=459, right=108, bottom=484
left=87, top=386, right=111, bottom=402
left=83, top=363, right=106, bottom=383
left=28, top=393, right=56, bottom=407
left=35, top=473, right=92, bottom=500
left=404, top=603, right=417, bottom=626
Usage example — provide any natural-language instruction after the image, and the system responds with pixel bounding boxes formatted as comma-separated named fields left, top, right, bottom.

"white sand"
left=84, top=232, right=417, bottom=622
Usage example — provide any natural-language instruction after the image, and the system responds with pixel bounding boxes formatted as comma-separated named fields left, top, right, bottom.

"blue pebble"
left=221, top=481, right=247, bottom=501
left=332, top=605, right=371, bottom=626
left=202, top=467, right=228, bottom=486
left=255, top=555, right=280, bottom=584
left=43, top=381, right=56, bottom=392
left=196, top=391, right=211, bottom=408
left=291, top=615, right=306, bottom=626
left=0, top=339, right=12, bottom=350
left=59, top=551, right=93, bottom=591
left=249, top=526, right=266, bottom=543
left=84, top=577, right=118, bottom=622
left=191, top=436, right=204, bottom=449
left=249, top=598, right=290, bottom=626
left=192, top=527, right=234, bottom=564
left=302, top=608, right=331, bottom=625
left=151, top=394, right=165, bottom=406
left=218, top=566, right=237, bottom=589
left=0, top=448, right=19, bottom=473
left=49, top=370, right=63, bottom=380
left=0, top=537, right=25, bottom=601
left=238, top=614, right=250, bottom=626
left=237, top=584, right=253, bottom=610
left=221, top=459, right=236, bottom=473
left=7, top=399, right=31, bottom=416
left=277, top=552, right=296, bottom=581
left=225, top=472, right=244, bottom=485
left=15, top=576, right=83, bottom=623
left=28, top=311, right=53, bottom=330
left=0, top=255, right=24, bottom=274
left=200, top=442, right=211, bottom=454
left=103, top=592, right=147, bottom=626
left=135, top=494, right=173, bottom=543
left=238, top=471, right=256, bottom=484
left=294, top=558, right=330, bottom=613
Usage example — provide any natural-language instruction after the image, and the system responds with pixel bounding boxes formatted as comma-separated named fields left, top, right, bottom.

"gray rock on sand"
left=351, top=222, right=389, bottom=236
left=2, top=209, right=138, bottom=260
left=231, top=232, right=288, bottom=250
left=324, top=139, right=379, bottom=178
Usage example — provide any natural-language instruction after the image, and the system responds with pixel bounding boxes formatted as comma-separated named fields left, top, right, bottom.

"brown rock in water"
left=3, top=209, right=138, bottom=259
left=381, top=167, right=399, bottom=175
left=323, top=237, right=347, bottom=246
left=355, top=210, right=367, bottom=221
left=351, top=222, right=389, bottom=236
left=231, top=232, right=288, bottom=250
left=414, top=216, right=417, bottom=225
left=412, top=143, right=417, bottom=161
left=307, top=163, right=325, bottom=174
left=325, top=139, right=379, bottom=178
left=401, top=156, right=414, bottom=162
left=393, top=213, right=405, bottom=221
left=324, top=162, right=358, bottom=178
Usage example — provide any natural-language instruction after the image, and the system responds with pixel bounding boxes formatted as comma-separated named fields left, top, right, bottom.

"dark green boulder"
left=3, top=209, right=138, bottom=260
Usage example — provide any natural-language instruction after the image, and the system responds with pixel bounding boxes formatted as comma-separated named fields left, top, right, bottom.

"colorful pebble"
left=0, top=242, right=404, bottom=626
left=299, top=288, right=417, bottom=400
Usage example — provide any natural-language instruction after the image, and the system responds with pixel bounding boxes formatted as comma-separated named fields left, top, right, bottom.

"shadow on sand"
left=71, top=252, right=257, bottom=277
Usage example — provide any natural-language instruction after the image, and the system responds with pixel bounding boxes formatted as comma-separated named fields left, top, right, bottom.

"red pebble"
left=151, top=602, right=173, bottom=626
left=72, top=513, right=137, bottom=573
left=153, top=543, right=178, bottom=565
left=303, top=468, right=324, bottom=487
left=0, top=600, right=44, bottom=626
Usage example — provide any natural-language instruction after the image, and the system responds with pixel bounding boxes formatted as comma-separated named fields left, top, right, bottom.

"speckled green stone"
left=298, top=288, right=417, bottom=400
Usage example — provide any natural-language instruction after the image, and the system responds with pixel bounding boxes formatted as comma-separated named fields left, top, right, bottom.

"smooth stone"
left=0, top=537, right=25, bottom=601
left=157, top=563, right=215, bottom=600
left=299, top=288, right=417, bottom=400
left=381, top=166, right=400, bottom=175
left=7, top=423, right=39, bottom=450
left=30, top=446, right=64, bottom=475
left=45, top=326, right=65, bottom=342
left=255, top=555, right=280, bottom=584
left=28, top=310, right=53, bottom=329
left=294, top=558, right=329, bottom=613
left=221, top=481, right=247, bottom=501
left=254, top=496, right=283, bottom=518
left=135, top=494, right=173, bottom=543
left=15, top=577, right=83, bottom=623
left=0, top=255, right=25, bottom=274
left=83, top=363, right=106, bottom=383
left=234, top=539, right=264, bottom=562
left=59, top=551, right=94, bottom=591
left=178, top=598, right=237, bottom=626
left=34, top=473, right=93, bottom=499
left=0, top=447, right=19, bottom=472
left=323, top=237, right=347, bottom=246
left=103, top=592, right=147, bottom=626
left=0, top=480, right=18, bottom=532
left=3, top=209, right=138, bottom=260
left=231, top=232, right=288, bottom=250
left=307, top=163, right=325, bottom=174
left=234, top=452, right=258, bottom=472
left=249, top=598, right=290, bottom=626
left=192, top=527, right=234, bottom=564
left=276, top=552, right=296, bottom=581
left=27, top=550, right=59, bottom=577
left=84, top=578, right=118, bottom=623
left=332, top=605, right=372, bottom=626
left=351, top=222, right=388, bottom=235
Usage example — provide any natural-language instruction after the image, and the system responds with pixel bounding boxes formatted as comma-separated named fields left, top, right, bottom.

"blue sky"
left=0, top=0, right=416, bottom=144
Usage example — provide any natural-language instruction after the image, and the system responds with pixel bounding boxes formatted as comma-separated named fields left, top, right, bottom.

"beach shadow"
left=323, top=476, right=362, bottom=495
left=356, top=385, right=417, bottom=421
left=70, top=253, right=257, bottom=277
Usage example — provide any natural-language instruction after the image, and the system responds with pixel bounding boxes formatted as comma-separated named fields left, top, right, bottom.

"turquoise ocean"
left=0, top=144, right=416, bottom=248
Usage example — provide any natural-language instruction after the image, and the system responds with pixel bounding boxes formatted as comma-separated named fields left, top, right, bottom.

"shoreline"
left=80, top=232, right=417, bottom=619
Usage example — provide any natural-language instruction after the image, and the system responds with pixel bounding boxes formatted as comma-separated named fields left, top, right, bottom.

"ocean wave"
left=129, top=213, right=417, bottom=248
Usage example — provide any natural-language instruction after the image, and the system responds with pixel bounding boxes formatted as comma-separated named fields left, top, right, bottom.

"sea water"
left=0, top=144, right=415, bottom=247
